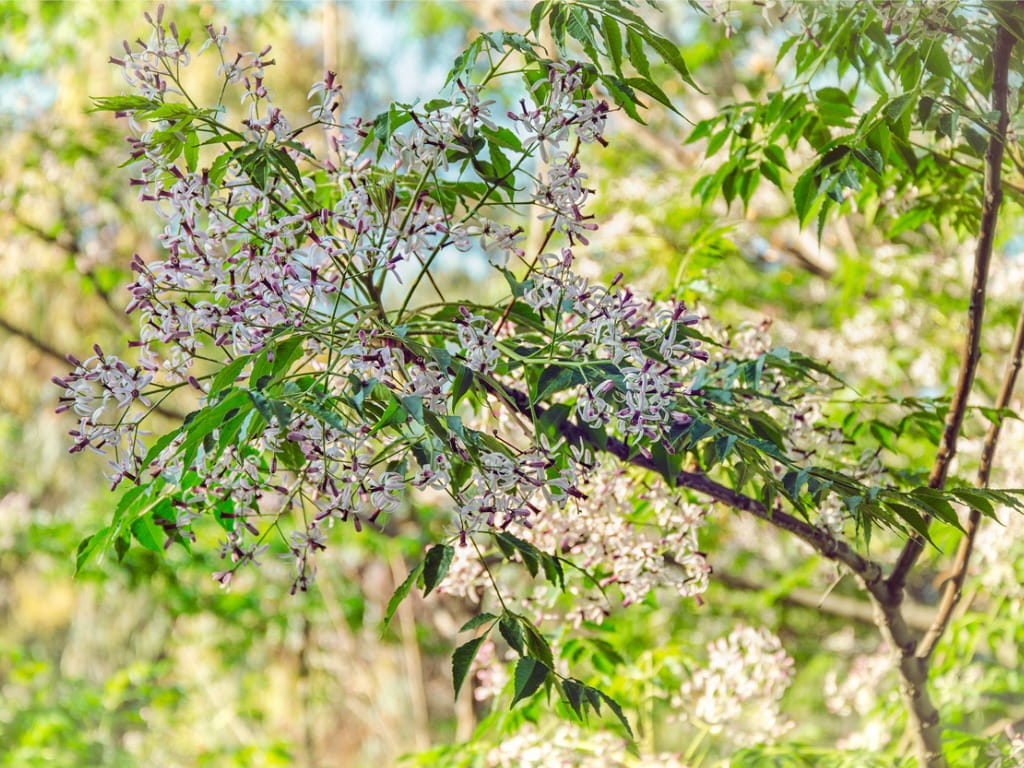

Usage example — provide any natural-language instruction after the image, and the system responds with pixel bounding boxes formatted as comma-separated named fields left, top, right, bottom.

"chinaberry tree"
left=55, top=1, right=1024, bottom=765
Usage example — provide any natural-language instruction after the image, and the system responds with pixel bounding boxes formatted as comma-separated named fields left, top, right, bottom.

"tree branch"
left=11, top=211, right=132, bottom=330
left=490, top=379, right=886, bottom=586
left=0, top=314, right=186, bottom=422
left=713, top=570, right=936, bottom=632
left=916, top=293, right=1024, bottom=660
left=888, top=21, right=1016, bottom=600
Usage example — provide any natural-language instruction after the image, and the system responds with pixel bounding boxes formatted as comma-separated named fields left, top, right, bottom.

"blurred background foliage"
left=1, top=1, right=1023, bottom=766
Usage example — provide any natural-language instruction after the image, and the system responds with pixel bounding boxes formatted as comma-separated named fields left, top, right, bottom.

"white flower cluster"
left=486, top=724, right=685, bottom=768
left=53, top=345, right=153, bottom=488
left=973, top=505, right=1024, bottom=602
left=528, top=468, right=709, bottom=608
left=437, top=461, right=709, bottom=626
left=522, top=250, right=707, bottom=442
left=823, top=642, right=895, bottom=751
left=675, top=625, right=794, bottom=746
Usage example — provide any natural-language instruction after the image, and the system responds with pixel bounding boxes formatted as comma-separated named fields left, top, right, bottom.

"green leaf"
left=452, top=365, right=474, bottom=407
left=271, top=147, right=303, bottom=187
left=131, top=513, right=164, bottom=552
left=541, top=553, right=566, bottom=590
left=460, top=612, right=499, bottom=632
left=625, top=27, right=650, bottom=78
left=950, top=488, right=995, bottom=519
left=639, top=28, right=699, bottom=90
left=499, top=614, right=525, bottom=654
left=209, top=355, right=250, bottom=395
left=422, top=543, right=454, bottom=596
left=383, top=560, right=424, bottom=631
left=962, top=124, right=988, bottom=154
left=495, top=531, right=541, bottom=576
left=208, top=151, right=233, bottom=186
left=567, top=6, right=601, bottom=63
left=922, top=41, right=952, bottom=79
left=522, top=621, right=555, bottom=669
left=530, top=0, right=551, bottom=35
left=562, top=678, right=585, bottom=719
left=597, top=689, right=634, bottom=738
left=599, top=73, right=646, bottom=123
left=705, top=127, right=730, bottom=157
left=511, top=657, right=549, bottom=707
left=601, top=15, right=624, bottom=74
left=184, top=129, right=200, bottom=173
left=89, top=95, right=159, bottom=113
left=534, top=363, right=583, bottom=403
left=75, top=526, right=111, bottom=574
left=763, top=143, right=789, bottom=170
left=452, top=635, right=487, bottom=698
left=625, top=76, right=679, bottom=114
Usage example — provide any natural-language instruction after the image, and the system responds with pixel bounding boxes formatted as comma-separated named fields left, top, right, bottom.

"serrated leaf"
left=583, top=685, right=602, bottom=713
left=383, top=560, right=424, bottom=631
left=460, top=612, right=499, bottom=632
left=950, top=488, right=995, bottom=518
left=639, top=28, right=699, bottom=90
left=541, top=553, right=566, bottom=590
left=511, top=657, right=549, bottom=707
left=763, top=143, right=789, bottom=170
left=422, top=543, right=454, bottom=596
left=562, top=678, right=585, bottom=719
left=597, top=690, right=634, bottom=738
left=599, top=74, right=646, bottom=123
left=522, top=621, right=555, bottom=669
left=625, top=76, right=679, bottom=114
left=852, top=147, right=884, bottom=175
left=453, top=635, right=487, bottom=698
left=499, top=614, right=525, bottom=654
left=89, top=95, right=159, bottom=113
left=534, top=363, right=584, bottom=403
left=495, top=531, right=541, bottom=576
left=209, top=355, right=250, bottom=395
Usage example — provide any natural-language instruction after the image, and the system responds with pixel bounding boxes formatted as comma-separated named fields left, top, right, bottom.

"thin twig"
left=916, top=296, right=1024, bottom=660
left=712, top=570, right=936, bottom=632
left=0, top=314, right=187, bottom=421
left=888, top=21, right=1016, bottom=600
left=12, top=212, right=132, bottom=330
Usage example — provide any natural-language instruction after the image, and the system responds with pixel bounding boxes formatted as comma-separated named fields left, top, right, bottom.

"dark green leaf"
left=453, top=635, right=487, bottom=698
left=625, top=27, right=650, bottom=78
left=422, top=544, right=454, bottom=596
left=511, top=657, right=549, bottom=707
left=562, top=678, right=585, bottom=719
left=499, top=614, right=525, bottom=654
left=598, top=689, right=634, bottom=738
